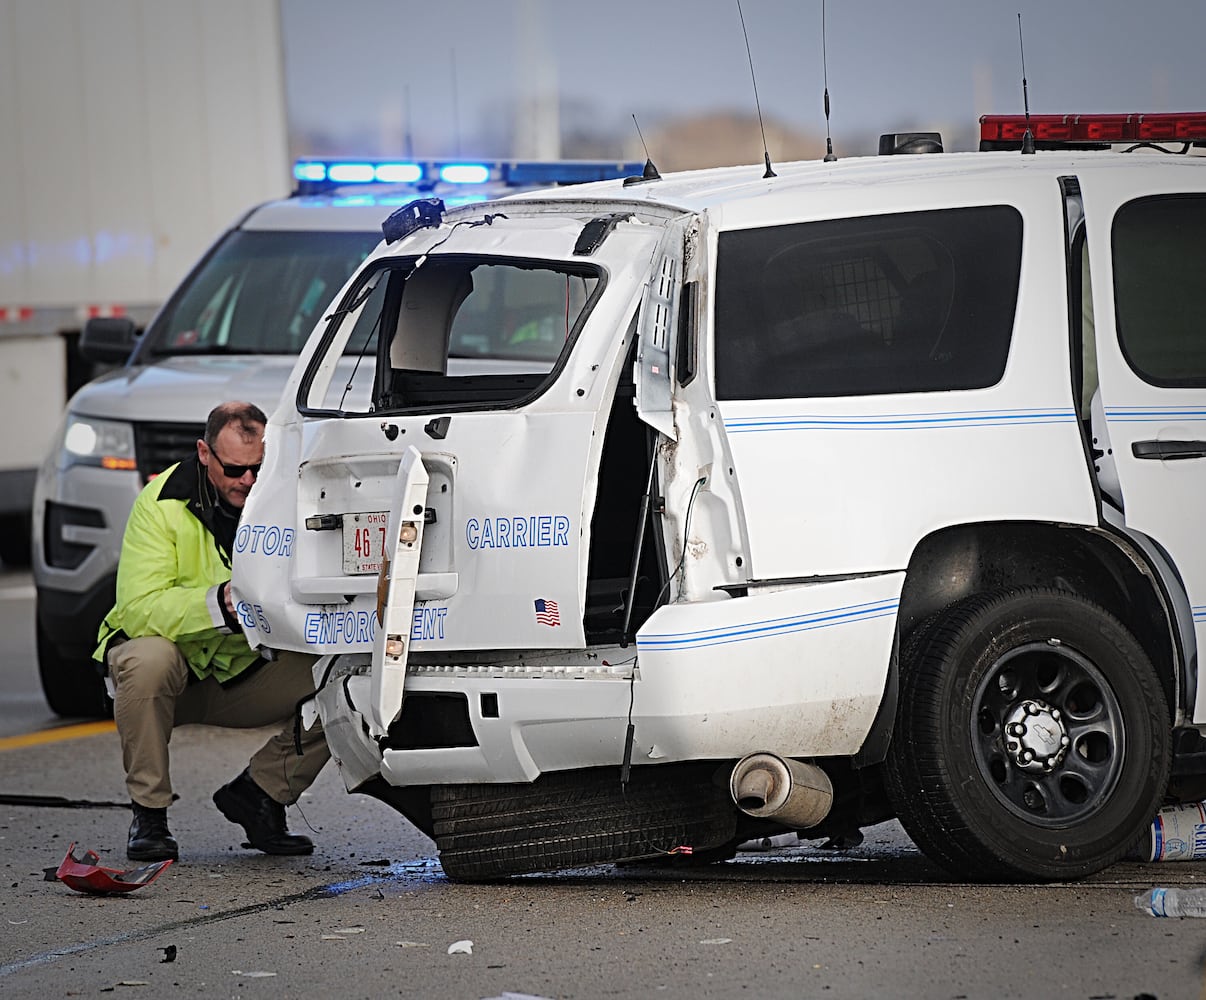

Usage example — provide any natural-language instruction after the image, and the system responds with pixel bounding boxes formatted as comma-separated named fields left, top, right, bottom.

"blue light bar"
left=291, top=158, right=646, bottom=197
left=327, top=162, right=376, bottom=184
left=375, top=163, right=423, bottom=183
left=440, top=163, right=491, bottom=184
left=293, top=161, right=327, bottom=183
left=505, top=161, right=644, bottom=185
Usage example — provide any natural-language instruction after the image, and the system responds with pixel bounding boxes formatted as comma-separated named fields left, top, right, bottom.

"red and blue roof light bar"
left=293, top=158, right=645, bottom=195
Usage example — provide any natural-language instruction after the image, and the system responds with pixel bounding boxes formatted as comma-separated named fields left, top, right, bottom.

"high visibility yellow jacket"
left=95, top=458, right=258, bottom=683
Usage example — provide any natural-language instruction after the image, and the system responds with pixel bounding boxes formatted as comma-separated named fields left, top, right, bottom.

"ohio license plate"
left=341, top=511, right=389, bottom=575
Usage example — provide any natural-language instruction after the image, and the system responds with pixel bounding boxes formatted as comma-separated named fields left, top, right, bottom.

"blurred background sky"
left=280, top=0, right=1206, bottom=168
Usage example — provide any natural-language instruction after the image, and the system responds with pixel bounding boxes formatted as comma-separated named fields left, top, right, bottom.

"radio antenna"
left=736, top=0, right=776, bottom=178
left=628, top=114, right=661, bottom=182
left=1017, top=13, right=1035, bottom=155
left=822, top=0, right=836, bottom=161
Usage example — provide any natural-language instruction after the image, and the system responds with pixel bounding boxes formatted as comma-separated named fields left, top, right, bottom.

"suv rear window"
left=1113, top=194, right=1206, bottom=386
left=302, top=256, right=601, bottom=413
left=714, top=206, right=1023, bottom=399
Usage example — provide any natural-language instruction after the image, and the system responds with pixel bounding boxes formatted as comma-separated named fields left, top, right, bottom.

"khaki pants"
left=108, top=636, right=330, bottom=809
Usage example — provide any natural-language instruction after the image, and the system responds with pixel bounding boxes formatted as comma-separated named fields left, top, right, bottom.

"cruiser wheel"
left=36, top=618, right=112, bottom=719
left=884, top=587, right=1169, bottom=881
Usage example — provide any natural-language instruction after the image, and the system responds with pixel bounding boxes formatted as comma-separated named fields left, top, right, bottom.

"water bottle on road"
left=1135, top=887, right=1206, bottom=917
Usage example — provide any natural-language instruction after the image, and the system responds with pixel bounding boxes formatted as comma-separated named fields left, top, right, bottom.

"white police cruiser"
left=30, top=158, right=641, bottom=718
left=235, top=114, right=1206, bottom=882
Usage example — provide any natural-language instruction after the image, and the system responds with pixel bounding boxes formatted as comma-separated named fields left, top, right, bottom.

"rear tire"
left=36, top=618, right=112, bottom=719
left=0, top=512, right=32, bottom=567
left=884, top=587, right=1169, bottom=881
left=432, top=764, right=738, bottom=881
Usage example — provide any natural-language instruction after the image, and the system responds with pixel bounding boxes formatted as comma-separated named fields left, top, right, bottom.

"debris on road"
left=448, top=939, right=474, bottom=955
left=1130, top=803, right=1206, bottom=861
left=55, top=844, right=172, bottom=895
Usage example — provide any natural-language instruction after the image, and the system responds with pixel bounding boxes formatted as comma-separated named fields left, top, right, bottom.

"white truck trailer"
left=0, top=0, right=290, bottom=564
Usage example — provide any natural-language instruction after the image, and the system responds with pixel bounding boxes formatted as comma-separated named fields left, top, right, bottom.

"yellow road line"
left=0, top=720, right=116, bottom=751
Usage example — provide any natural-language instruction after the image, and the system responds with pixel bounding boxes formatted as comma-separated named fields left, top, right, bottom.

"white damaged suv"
left=235, top=114, right=1206, bottom=881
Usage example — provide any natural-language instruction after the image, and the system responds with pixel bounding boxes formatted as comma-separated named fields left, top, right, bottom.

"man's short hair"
left=204, top=402, right=268, bottom=448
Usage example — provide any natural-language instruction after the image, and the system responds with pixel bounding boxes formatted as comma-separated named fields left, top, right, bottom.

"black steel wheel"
left=884, top=587, right=1169, bottom=881
left=36, top=617, right=112, bottom=719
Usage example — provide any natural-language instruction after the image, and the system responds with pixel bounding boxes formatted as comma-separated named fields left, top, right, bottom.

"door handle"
left=1132, top=439, right=1206, bottom=460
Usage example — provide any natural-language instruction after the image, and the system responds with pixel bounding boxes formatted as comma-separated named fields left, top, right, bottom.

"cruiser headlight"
left=60, top=415, right=137, bottom=472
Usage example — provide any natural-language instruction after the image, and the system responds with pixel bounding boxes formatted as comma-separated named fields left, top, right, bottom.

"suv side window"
left=1113, top=194, right=1206, bottom=386
left=714, top=206, right=1023, bottom=400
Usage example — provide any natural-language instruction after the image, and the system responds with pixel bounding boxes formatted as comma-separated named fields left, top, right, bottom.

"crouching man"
left=96, top=401, right=330, bottom=861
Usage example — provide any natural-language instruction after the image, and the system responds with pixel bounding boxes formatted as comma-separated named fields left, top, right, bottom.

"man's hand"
left=222, top=581, right=236, bottom=616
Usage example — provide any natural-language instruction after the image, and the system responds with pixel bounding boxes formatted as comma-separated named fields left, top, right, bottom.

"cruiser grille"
left=134, top=421, right=205, bottom=482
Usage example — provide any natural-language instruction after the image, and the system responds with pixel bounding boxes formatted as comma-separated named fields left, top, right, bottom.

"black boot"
left=212, top=768, right=314, bottom=856
left=127, top=803, right=179, bottom=861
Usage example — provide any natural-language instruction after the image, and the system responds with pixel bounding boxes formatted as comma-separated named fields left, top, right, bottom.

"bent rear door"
left=235, top=212, right=665, bottom=662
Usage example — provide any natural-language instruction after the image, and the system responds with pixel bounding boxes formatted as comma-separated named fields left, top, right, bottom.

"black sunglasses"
left=209, top=447, right=262, bottom=479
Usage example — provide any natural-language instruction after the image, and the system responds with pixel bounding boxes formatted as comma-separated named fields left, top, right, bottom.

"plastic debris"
left=699, top=938, right=733, bottom=945
left=333, top=926, right=366, bottom=934
left=395, top=941, right=430, bottom=948
left=160, top=945, right=177, bottom=964
left=448, top=939, right=474, bottom=955
left=55, top=843, right=172, bottom=895
left=1130, top=803, right=1206, bottom=861
left=1135, top=887, right=1206, bottom=917
left=231, top=971, right=278, bottom=978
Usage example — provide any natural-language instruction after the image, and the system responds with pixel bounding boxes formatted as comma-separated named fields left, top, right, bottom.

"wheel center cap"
left=1003, top=699, right=1070, bottom=773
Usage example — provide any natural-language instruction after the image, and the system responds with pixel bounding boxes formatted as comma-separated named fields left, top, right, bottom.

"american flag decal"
left=534, top=598, right=560, bottom=627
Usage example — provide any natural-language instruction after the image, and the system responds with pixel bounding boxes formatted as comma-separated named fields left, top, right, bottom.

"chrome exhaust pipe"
left=730, top=752, right=834, bottom=829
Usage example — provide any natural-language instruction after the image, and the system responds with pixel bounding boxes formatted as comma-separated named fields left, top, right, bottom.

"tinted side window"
left=1113, top=194, right=1206, bottom=386
left=714, top=207, right=1023, bottom=399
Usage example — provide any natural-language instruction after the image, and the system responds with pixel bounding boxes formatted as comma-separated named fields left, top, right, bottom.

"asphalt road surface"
left=2, top=568, right=1205, bottom=999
